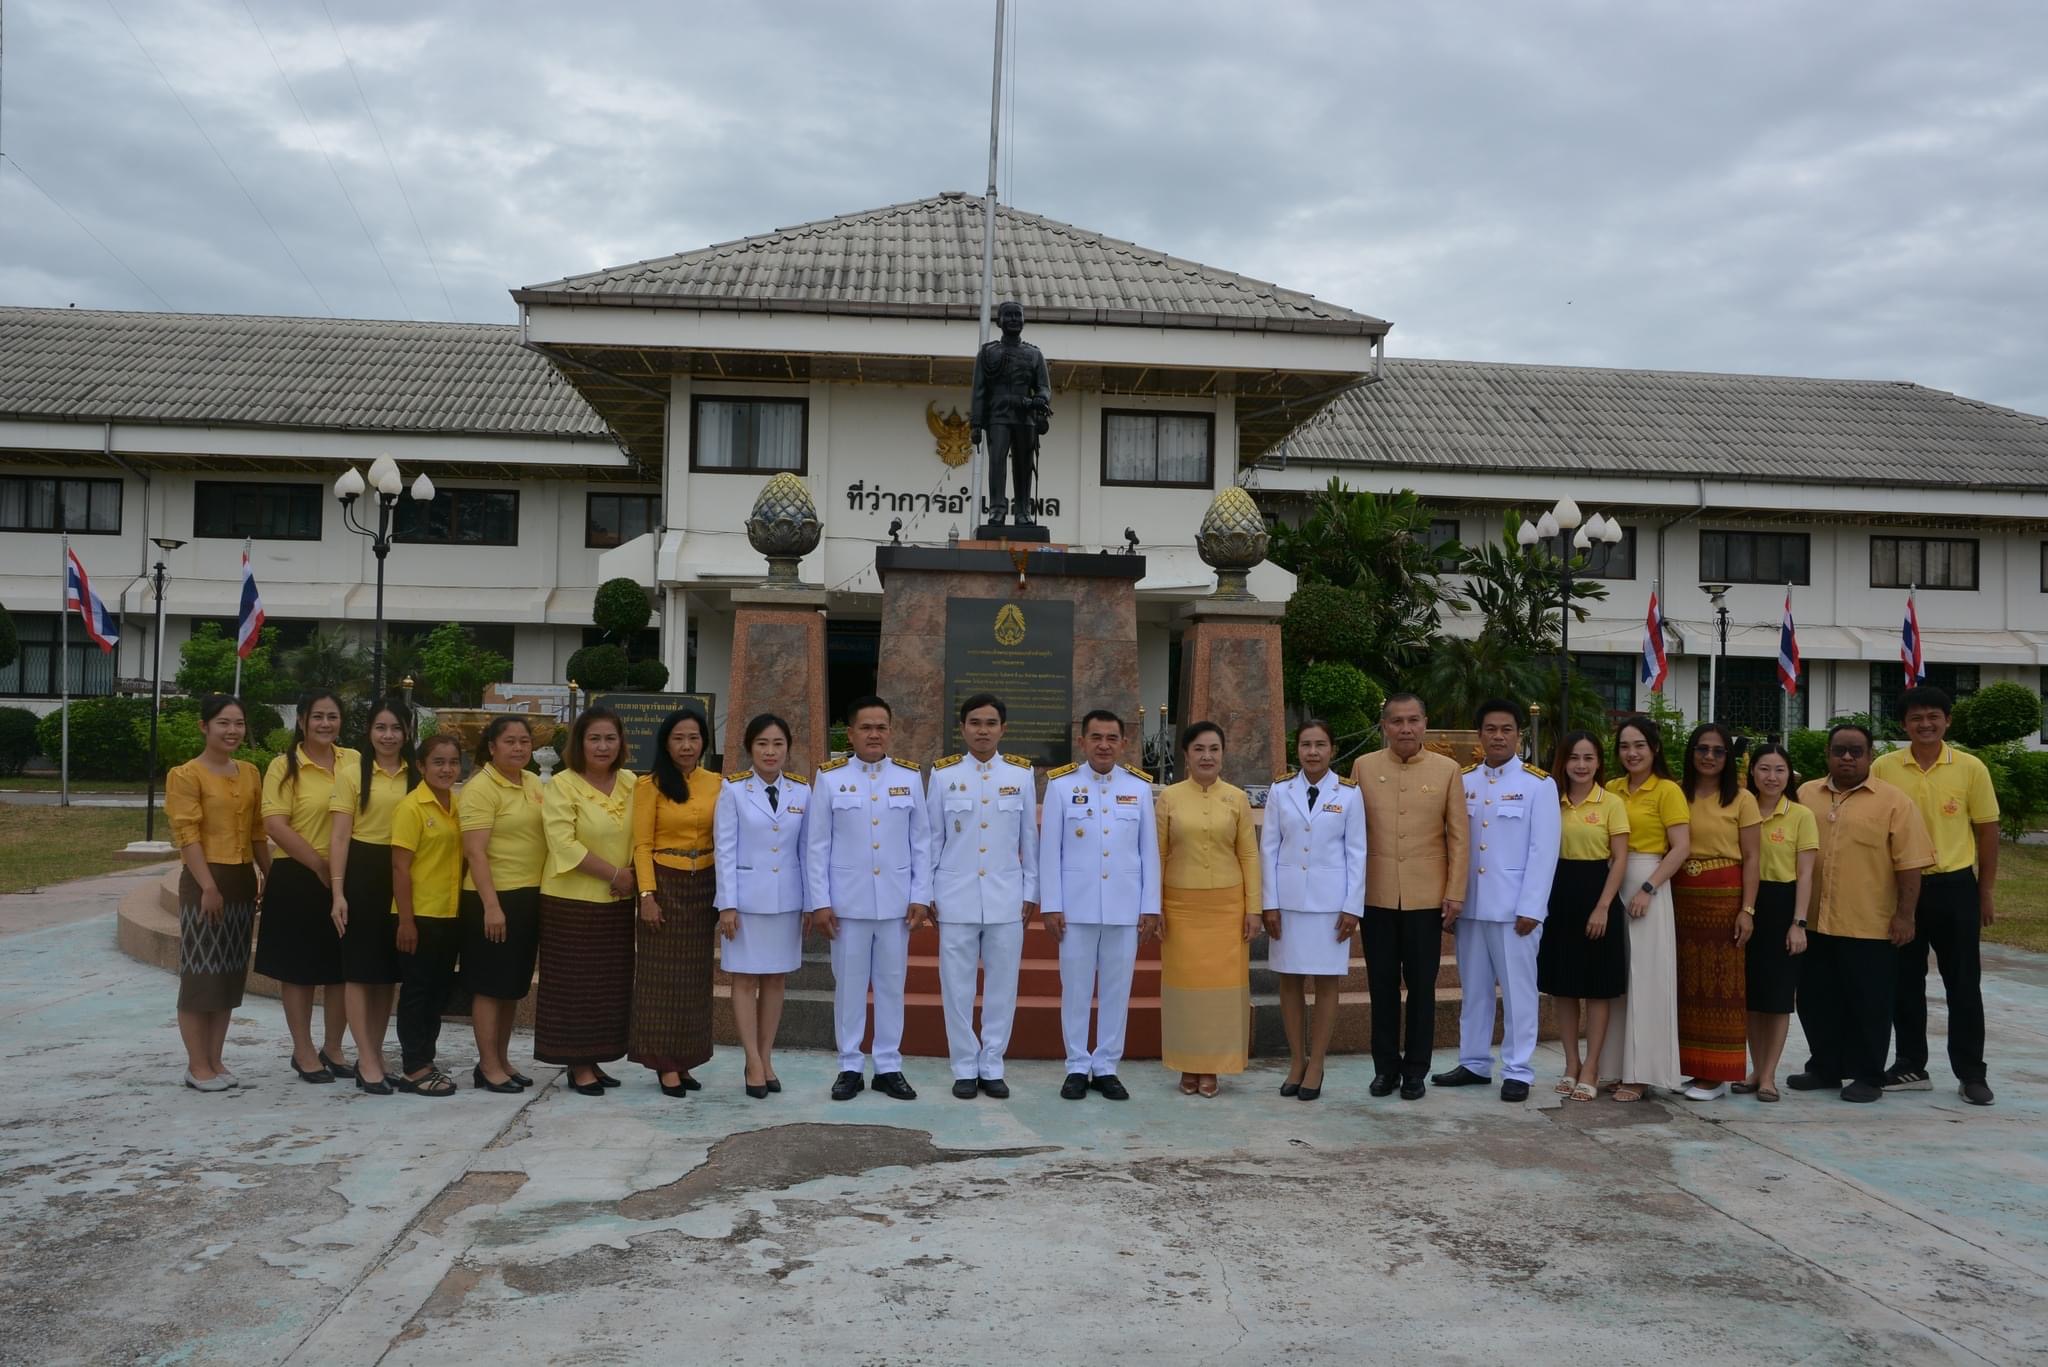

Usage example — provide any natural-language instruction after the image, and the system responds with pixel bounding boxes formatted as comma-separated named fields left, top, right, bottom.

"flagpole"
left=969, top=0, right=1007, bottom=533
left=59, top=534, right=70, bottom=809
left=234, top=537, right=248, bottom=696
left=1782, top=582, right=1792, bottom=742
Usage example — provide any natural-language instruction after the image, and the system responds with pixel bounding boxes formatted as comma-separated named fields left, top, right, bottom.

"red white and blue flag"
left=1777, top=589, right=1801, bottom=697
left=237, top=546, right=266, bottom=658
left=64, top=547, right=119, bottom=653
left=1901, top=590, right=1925, bottom=686
left=1641, top=588, right=1669, bottom=692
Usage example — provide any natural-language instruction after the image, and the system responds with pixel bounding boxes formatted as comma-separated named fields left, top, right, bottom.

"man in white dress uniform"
left=1038, top=709, right=1160, bottom=1101
left=925, top=692, right=1039, bottom=1100
left=1432, top=699, right=1560, bottom=1102
left=808, top=695, right=933, bottom=1102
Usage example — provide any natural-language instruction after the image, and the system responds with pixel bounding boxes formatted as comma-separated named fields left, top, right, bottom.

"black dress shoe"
left=471, top=1066, right=520, bottom=1094
left=1785, top=1072, right=1838, bottom=1091
left=1500, top=1079, right=1531, bottom=1103
left=873, top=1072, right=918, bottom=1101
left=1369, top=1075, right=1397, bottom=1098
left=289, top=1056, right=335, bottom=1084
left=568, top=1072, right=607, bottom=1097
left=1279, top=1080, right=1301, bottom=1098
left=594, top=1067, right=621, bottom=1088
left=660, top=1080, right=690, bottom=1098
left=1061, top=1072, right=1089, bottom=1100
left=319, top=1050, right=357, bottom=1080
left=979, top=1078, right=1010, bottom=1100
left=1297, top=1085, right=1321, bottom=1102
left=1840, top=1081, right=1883, bottom=1103
left=510, top=1070, right=534, bottom=1089
left=745, top=1082, right=770, bottom=1100
left=952, top=1079, right=979, bottom=1100
left=680, top=1074, right=703, bottom=1092
left=765, top=1078, right=781, bottom=1094
left=1431, top=1065, right=1488, bottom=1087
left=1399, top=1078, right=1427, bottom=1101
left=1089, top=1074, right=1130, bottom=1101
left=830, top=1070, right=865, bottom=1101
left=355, top=1075, right=394, bottom=1096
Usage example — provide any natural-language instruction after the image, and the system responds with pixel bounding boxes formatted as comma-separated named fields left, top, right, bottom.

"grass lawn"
left=1988, top=841, right=2048, bottom=955
left=0, top=802, right=172, bottom=894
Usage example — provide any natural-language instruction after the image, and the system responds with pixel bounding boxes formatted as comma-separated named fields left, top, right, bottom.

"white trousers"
left=1058, top=923, right=1138, bottom=1077
left=1455, top=917, right=1543, bottom=1085
left=938, top=920, right=1024, bottom=1080
left=830, top=918, right=910, bottom=1074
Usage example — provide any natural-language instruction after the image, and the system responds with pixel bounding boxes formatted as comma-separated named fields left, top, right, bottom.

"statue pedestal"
left=974, top=521, right=1052, bottom=543
left=722, top=587, right=830, bottom=777
left=1174, top=599, right=1287, bottom=790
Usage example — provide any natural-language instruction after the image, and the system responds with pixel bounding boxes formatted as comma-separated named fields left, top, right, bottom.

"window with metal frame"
left=585, top=492, right=659, bottom=549
left=394, top=488, right=519, bottom=546
left=1870, top=535, right=1977, bottom=590
left=1870, top=663, right=1978, bottom=728
left=690, top=397, right=807, bottom=473
left=1699, top=655, right=1808, bottom=732
left=1102, top=410, right=1214, bottom=488
left=193, top=482, right=323, bottom=540
left=1700, top=529, right=1810, bottom=586
left=0, top=612, right=117, bottom=698
left=0, top=475, right=122, bottom=534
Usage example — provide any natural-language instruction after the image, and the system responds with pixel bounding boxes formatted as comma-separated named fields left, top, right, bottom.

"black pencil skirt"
left=338, top=842, right=401, bottom=984
left=459, top=886, right=542, bottom=1000
left=253, top=857, right=343, bottom=987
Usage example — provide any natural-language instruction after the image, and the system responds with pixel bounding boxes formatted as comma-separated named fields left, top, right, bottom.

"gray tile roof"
left=0, top=307, right=609, bottom=438
left=516, top=192, right=1387, bottom=336
left=1283, top=358, right=2048, bottom=491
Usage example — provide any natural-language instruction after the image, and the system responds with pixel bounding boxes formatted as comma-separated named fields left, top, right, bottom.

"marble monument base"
left=722, top=586, right=830, bottom=778
left=1174, top=599, right=1286, bottom=790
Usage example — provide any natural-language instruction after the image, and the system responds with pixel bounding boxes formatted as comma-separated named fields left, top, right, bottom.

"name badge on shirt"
left=787, top=804, right=804, bottom=815
left=1116, top=794, right=1139, bottom=805
left=1323, top=803, right=1344, bottom=813
left=1502, top=793, right=1525, bottom=802
left=889, top=785, right=911, bottom=797
left=999, top=786, right=1021, bottom=796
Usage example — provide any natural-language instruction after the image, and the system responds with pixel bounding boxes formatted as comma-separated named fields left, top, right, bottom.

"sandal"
left=1731, top=1081, right=1761, bottom=1095
left=1756, top=1086, right=1781, bottom=1103
left=1555, top=1076, right=1578, bottom=1096
left=395, top=1068, right=457, bottom=1097
left=1569, top=1081, right=1598, bottom=1102
left=1612, top=1084, right=1646, bottom=1104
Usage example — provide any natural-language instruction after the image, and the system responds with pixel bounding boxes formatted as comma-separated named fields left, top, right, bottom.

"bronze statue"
left=969, top=301, right=1052, bottom=528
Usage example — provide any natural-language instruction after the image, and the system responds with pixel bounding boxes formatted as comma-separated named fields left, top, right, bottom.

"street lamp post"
left=336, top=456, right=434, bottom=700
left=1700, top=583, right=1732, bottom=724
left=1517, top=499, right=1623, bottom=729
left=136, top=536, right=186, bottom=851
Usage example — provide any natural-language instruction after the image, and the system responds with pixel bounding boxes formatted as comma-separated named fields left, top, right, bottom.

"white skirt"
left=721, top=910, right=803, bottom=975
left=1597, top=851, right=1683, bottom=1088
left=1267, top=909, right=1353, bottom=977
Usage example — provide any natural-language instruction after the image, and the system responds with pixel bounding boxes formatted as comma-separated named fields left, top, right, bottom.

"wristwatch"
left=1793, top=918, right=1808, bottom=928
left=1739, top=905, right=1755, bottom=917
left=1640, top=881, right=1657, bottom=896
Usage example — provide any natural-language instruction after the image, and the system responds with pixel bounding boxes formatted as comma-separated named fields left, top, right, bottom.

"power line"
left=104, top=0, right=335, bottom=316
left=238, top=0, right=409, bottom=318
left=2, top=153, right=175, bottom=308
left=320, top=0, right=457, bottom=321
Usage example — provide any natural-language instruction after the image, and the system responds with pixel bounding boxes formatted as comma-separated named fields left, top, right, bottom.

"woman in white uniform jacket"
left=713, top=712, right=809, bottom=1099
left=1258, top=720, right=1367, bottom=1099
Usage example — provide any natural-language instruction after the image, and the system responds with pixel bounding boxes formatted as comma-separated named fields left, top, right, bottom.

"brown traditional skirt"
left=1674, top=859, right=1749, bottom=1083
left=178, top=863, right=258, bottom=1011
left=629, top=864, right=717, bottom=1073
left=534, top=894, right=634, bottom=1064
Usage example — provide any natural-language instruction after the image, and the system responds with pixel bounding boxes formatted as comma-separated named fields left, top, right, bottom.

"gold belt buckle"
left=1683, top=859, right=1704, bottom=878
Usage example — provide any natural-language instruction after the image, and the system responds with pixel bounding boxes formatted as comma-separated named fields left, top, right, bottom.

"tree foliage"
left=593, top=578, right=653, bottom=638
left=567, top=643, right=630, bottom=691
left=35, top=697, right=152, bottom=780
left=176, top=621, right=286, bottom=704
left=1268, top=480, right=1454, bottom=677
left=280, top=628, right=371, bottom=700
left=416, top=622, right=512, bottom=707
left=0, top=706, right=39, bottom=775
left=1949, top=682, right=2043, bottom=748
left=627, top=657, right=671, bottom=690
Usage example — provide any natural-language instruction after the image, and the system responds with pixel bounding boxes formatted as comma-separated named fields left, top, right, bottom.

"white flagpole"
left=1782, top=582, right=1792, bottom=741
left=970, top=0, right=1007, bottom=533
left=59, top=534, right=71, bottom=808
left=234, top=537, right=247, bottom=696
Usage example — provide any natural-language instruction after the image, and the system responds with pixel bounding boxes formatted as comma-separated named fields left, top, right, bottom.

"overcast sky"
left=5, top=1, right=2046, bottom=414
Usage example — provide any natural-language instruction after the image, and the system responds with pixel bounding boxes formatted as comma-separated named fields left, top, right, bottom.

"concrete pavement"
left=0, top=909, right=2044, bottom=1365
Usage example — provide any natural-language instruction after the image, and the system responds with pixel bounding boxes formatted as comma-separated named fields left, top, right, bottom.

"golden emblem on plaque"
left=993, top=602, right=1028, bottom=646
left=926, top=402, right=972, bottom=468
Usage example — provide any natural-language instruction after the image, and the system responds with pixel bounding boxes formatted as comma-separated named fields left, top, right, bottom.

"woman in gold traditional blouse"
left=629, top=708, right=720, bottom=1097
left=166, top=694, right=270, bottom=1091
left=1153, top=721, right=1262, bottom=1097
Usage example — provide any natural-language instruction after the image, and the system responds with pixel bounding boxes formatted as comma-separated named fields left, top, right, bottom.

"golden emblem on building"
left=927, top=402, right=972, bottom=468
left=993, top=602, right=1027, bottom=646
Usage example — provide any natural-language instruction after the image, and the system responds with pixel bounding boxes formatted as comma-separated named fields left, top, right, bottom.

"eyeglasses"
left=1829, top=745, right=1868, bottom=758
left=1693, top=744, right=1727, bottom=757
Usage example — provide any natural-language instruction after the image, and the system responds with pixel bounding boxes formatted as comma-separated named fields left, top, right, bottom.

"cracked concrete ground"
left=1, top=900, right=2045, bottom=1366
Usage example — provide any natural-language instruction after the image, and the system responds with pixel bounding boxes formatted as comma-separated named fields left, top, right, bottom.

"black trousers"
left=1363, top=905, right=1442, bottom=1080
left=396, top=916, right=463, bottom=1074
left=1891, top=868, right=1986, bottom=1082
left=984, top=423, right=1036, bottom=522
left=1797, top=931, right=1895, bottom=1090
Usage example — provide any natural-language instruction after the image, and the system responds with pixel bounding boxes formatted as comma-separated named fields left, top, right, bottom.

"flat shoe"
left=1757, top=1087, right=1781, bottom=1103
left=594, top=1068, right=621, bottom=1088
left=1569, top=1081, right=1598, bottom=1103
left=1730, top=1081, right=1761, bottom=1094
left=184, top=1071, right=232, bottom=1092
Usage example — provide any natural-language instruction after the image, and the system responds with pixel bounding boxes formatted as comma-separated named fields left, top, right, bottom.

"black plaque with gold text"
left=587, top=691, right=719, bottom=772
left=942, top=597, right=1073, bottom=767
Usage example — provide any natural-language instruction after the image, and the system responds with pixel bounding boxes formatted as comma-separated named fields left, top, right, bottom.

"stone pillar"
left=723, top=587, right=830, bottom=778
left=1174, top=599, right=1286, bottom=790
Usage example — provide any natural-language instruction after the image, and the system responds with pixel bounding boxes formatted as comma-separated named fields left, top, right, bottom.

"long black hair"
left=280, top=689, right=346, bottom=797
left=1745, top=741, right=1799, bottom=802
left=1613, top=714, right=1674, bottom=782
left=651, top=707, right=711, bottom=804
left=1681, top=722, right=1741, bottom=808
left=357, top=698, right=420, bottom=810
left=1553, top=729, right=1605, bottom=793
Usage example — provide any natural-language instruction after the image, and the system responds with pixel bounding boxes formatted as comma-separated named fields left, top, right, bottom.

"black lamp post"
left=141, top=536, right=185, bottom=846
left=336, top=456, right=433, bottom=700
left=1701, top=583, right=1732, bottom=723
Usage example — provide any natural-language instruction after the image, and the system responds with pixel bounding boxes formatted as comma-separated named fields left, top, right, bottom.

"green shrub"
left=0, top=706, right=40, bottom=775
left=1949, top=682, right=2043, bottom=748
left=627, top=657, right=671, bottom=690
left=1299, top=660, right=1383, bottom=756
left=136, top=703, right=205, bottom=774
left=1281, top=582, right=1376, bottom=699
left=593, top=578, right=654, bottom=637
left=263, top=727, right=296, bottom=756
left=416, top=622, right=512, bottom=707
left=34, top=697, right=153, bottom=779
left=566, top=643, right=630, bottom=691
left=235, top=745, right=279, bottom=775
left=1965, top=742, right=2048, bottom=840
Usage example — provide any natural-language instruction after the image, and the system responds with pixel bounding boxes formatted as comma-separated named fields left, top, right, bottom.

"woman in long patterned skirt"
left=1673, top=722, right=1763, bottom=1101
left=167, top=694, right=270, bottom=1091
left=629, top=708, right=720, bottom=1097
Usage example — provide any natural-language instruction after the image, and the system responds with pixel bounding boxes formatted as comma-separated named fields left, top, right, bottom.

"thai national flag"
left=237, top=548, right=266, bottom=659
left=1901, top=590, right=1925, bottom=687
left=65, top=548, right=119, bottom=653
left=1640, top=589, right=1669, bottom=692
left=1777, top=590, right=1801, bottom=697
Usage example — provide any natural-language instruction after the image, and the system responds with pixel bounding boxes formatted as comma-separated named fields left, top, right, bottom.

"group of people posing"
left=160, top=683, right=1999, bottom=1110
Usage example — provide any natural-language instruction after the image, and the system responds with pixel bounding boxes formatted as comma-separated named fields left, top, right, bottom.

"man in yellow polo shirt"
left=1870, top=686, right=1999, bottom=1106
left=1789, top=722, right=1934, bottom=1103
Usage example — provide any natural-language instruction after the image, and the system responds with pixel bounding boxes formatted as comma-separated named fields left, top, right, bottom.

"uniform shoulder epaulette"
left=724, top=769, right=751, bottom=783
left=1122, top=763, right=1153, bottom=782
left=1046, top=761, right=1080, bottom=780
left=1338, top=776, right=1358, bottom=788
left=894, top=757, right=921, bottom=773
left=1273, top=768, right=1298, bottom=784
left=1462, top=762, right=1480, bottom=774
left=932, top=754, right=964, bottom=771
left=1003, top=753, right=1034, bottom=768
left=782, top=772, right=809, bottom=786
left=817, top=755, right=849, bottom=773
left=1524, top=764, right=1550, bottom=779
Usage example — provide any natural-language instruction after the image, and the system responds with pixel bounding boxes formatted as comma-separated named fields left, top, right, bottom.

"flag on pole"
left=64, top=547, right=119, bottom=653
left=237, top=544, right=266, bottom=658
left=1777, top=589, right=1801, bottom=697
left=1901, top=589, right=1926, bottom=687
left=1640, top=588, right=1669, bottom=692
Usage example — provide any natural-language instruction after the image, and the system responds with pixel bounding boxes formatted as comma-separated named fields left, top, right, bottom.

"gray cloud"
left=4, top=0, right=2044, bottom=414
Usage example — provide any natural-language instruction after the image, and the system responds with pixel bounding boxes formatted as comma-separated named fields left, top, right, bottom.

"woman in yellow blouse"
left=392, top=733, right=465, bottom=1097
left=537, top=706, right=638, bottom=1097
left=327, top=701, right=416, bottom=1094
left=460, top=714, right=546, bottom=1093
left=1538, top=732, right=1631, bottom=1102
left=1674, top=722, right=1763, bottom=1101
left=1739, top=742, right=1816, bottom=1103
left=254, top=690, right=360, bottom=1085
left=166, top=694, right=270, bottom=1091
left=1154, top=721, right=1261, bottom=1097
left=1599, top=715, right=1692, bottom=1102
left=629, top=708, right=720, bottom=1097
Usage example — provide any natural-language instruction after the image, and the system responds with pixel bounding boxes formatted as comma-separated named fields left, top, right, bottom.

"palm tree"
left=282, top=628, right=370, bottom=699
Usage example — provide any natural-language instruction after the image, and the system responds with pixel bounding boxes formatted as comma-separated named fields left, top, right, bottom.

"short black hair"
left=1474, top=698, right=1524, bottom=730
left=959, top=692, right=1006, bottom=724
left=1381, top=692, right=1425, bottom=718
left=476, top=713, right=534, bottom=768
left=1899, top=685, right=1953, bottom=717
left=845, top=694, right=892, bottom=724
left=1295, top=717, right=1336, bottom=746
left=743, top=712, right=792, bottom=751
left=1179, top=720, right=1225, bottom=753
left=197, top=693, right=244, bottom=726
left=1827, top=720, right=1875, bottom=748
left=566, top=706, right=627, bottom=776
left=1079, top=708, right=1124, bottom=735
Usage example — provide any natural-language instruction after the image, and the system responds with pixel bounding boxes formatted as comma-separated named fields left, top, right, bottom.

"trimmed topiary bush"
left=566, top=643, right=630, bottom=692
left=1949, top=682, right=2043, bottom=748
left=0, top=705, right=39, bottom=775
left=593, top=578, right=653, bottom=638
left=626, top=657, right=671, bottom=690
